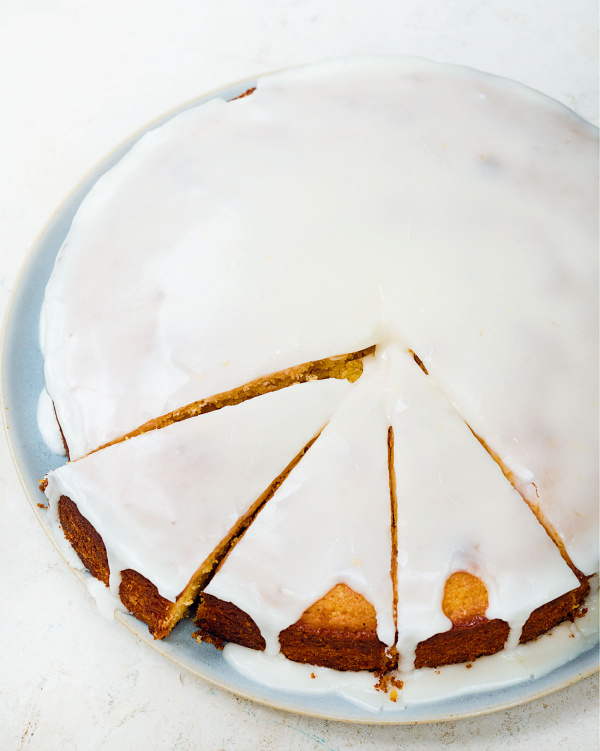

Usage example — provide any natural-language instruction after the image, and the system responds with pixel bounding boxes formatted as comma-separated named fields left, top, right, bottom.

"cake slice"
left=195, top=359, right=397, bottom=671
left=44, top=378, right=352, bottom=638
left=380, top=346, right=584, bottom=670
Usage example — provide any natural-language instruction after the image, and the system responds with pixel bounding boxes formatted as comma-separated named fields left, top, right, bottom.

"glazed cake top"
left=44, top=378, right=353, bottom=602
left=40, top=57, right=599, bottom=576
left=205, top=356, right=397, bottom=654
left=206, top=347, right=578, bottom=661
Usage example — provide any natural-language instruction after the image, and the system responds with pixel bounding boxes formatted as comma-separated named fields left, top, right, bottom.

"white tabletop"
left=0, top=2, right=598, bottom=748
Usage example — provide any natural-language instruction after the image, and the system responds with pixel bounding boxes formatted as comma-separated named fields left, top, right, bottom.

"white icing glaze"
left=379, top=346, right=579, bottom=667
left=37, top=388, right=67, bottom=456
left=222, top=645, right=404, bottom=713
left=207, top=345, right=578, bottom=667
left=39, top=497, right=600, bottom=715
left=85, top=575, right=126, bottom=622
left=221, top=584, right=598, bottom=713
left=38, top=58, right=598, bottom=702
left=40, top=57, right=598, bottom=576
left=44, top=378, right=352, bottom=602
left=205, top=357, right=395, bottom=653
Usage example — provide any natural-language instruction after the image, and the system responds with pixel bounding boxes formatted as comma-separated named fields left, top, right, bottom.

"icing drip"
left=37, top=388, right=67, bottom=456
left=40, top=58, right=598, bottom=577
left=207, top=346, right=579, bottom=668
left=379, top=346, right=579, bottom=667
left=222, top=585, right=598, bottom=713
left=37, top=58, right=598, bottom=705
left=205, top=357, right=395, bottom=653
left=44, top=378, right=352, bottom=602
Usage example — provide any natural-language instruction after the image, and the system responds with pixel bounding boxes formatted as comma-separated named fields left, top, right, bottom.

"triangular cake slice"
left=44, top=378, right=352, bottom=638
left=196, top=360, right=397, bottom=671
left=40, top=347, right=370, bottom=461
left=380, top=346, right=582, bottom=670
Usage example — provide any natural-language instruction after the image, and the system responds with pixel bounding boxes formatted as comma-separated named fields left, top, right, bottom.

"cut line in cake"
left=44, top=378, right=354, bottom=637
left=39, top=58, right=597, bottom=579
left=387, top=424, right=399, bottom=658
left=193, top=346, right=588, bottom=672
left=397, top=351, right=591, bottom=665
left=44, top=347, right=372, bottom=463
left=403, top=349, right=590, bottom=585
left=43, top=342, right=590, bottom=664
left=35, top=58, right=597, bottom=703
left=42, top=337, right=589, bottom=593
left=381, top=346, right=585, bottom=669
left=41, top=326, right=593, bottom=603
left=196, top=356, right=397, bottom=672
left=465, top=425, right=584, bottom=578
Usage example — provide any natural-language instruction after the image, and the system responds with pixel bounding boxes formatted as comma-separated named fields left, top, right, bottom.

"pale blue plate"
left=2, top=72, right=597, bottom=723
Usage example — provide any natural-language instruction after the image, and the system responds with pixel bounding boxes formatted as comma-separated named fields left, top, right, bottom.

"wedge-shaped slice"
left=44, top=378, right=352, bottom=638
left=196, top=361, right=396, bottom=671
left=380, top=346, right=582, bottom=670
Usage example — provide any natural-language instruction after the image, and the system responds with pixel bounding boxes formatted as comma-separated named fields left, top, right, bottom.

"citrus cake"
left=38, top=57, right=598, bottom=702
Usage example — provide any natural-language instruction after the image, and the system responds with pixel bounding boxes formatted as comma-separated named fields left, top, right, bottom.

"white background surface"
left=0, top=2, right=598, bottom=749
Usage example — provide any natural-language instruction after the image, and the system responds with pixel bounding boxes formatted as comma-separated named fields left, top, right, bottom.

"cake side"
left=40, top=60, right=598, bottom=579
left=57, top=495, right=179, bottom=633
left=45, top=379, right=354, bottom=638
left=519, top=578, right=591, bottom=645
left=195, top=584, right=397, bottom=672
left=195, top=573, right=590, bottom=671
left=54, top=427, right=318, bottom=638
left=413, top=571, right=590, bottom=669
left=384, top=348, right=581, bottom=670
left=201, top=361, right=397, bottom=666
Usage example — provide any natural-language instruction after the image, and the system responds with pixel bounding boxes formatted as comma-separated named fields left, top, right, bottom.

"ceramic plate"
left=2, top=74, right=597, bottom=724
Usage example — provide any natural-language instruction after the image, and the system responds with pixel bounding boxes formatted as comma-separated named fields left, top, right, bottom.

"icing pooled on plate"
left=40, top=57, right=598, bottom=576
left=38, top=57, right=598, bottom=708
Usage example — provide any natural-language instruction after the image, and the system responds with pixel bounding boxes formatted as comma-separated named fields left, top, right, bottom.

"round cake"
left=39, top=57, right=598, bottom=707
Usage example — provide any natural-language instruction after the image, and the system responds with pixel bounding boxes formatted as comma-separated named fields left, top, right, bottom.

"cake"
left=38, top=57, right=598, bottom=698
left=44, top=377, right=354, bottom=637
left=194, top=348, right=588, bottom=672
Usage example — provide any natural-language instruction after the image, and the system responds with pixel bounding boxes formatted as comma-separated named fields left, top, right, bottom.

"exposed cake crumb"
left=192, top=628, right=225, bottom=650
left=374, top=673, right=403, bottom=694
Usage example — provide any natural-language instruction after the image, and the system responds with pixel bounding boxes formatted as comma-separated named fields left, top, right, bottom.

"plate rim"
left=2, top=67, right=598, bottom=725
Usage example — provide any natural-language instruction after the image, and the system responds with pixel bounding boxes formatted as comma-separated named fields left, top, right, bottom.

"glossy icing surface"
left=222, top=586, right=598, bottom=713
left=208, top=346, right=579, bottom=663
left=205, top=358, right=395, bottom=653
left=381, top=346, right=579, bottom=664
left=40, top=58, right=598, bottom=577
left=37, top=387, right=67, bottom=457
left=38, top=58, right=598, bottom=703
left=45, top=378, right=352, bottom=601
